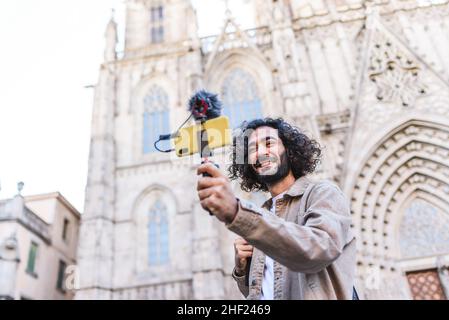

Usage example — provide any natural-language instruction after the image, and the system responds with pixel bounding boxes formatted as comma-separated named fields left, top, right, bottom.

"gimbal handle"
left=201, top=161, right=219, bottom=216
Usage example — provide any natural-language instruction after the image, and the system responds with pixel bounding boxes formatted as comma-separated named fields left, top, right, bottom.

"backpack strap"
left=352, top=287, right=360, bottom=300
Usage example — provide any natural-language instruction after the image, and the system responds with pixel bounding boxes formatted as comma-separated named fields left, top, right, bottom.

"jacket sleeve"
left=231, top=267, right=249, bottom=298
left=226, top=181, right=353, bottom=274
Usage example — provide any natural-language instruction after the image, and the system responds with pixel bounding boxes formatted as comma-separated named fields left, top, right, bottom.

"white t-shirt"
left=260, top=192, right=285, bottom=300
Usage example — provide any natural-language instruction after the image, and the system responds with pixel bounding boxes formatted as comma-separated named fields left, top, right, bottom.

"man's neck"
left=267, top=171, right=296, bottom=198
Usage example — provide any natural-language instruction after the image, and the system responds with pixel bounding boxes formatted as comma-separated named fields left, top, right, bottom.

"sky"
left=0, top=0, right=254, bottom=212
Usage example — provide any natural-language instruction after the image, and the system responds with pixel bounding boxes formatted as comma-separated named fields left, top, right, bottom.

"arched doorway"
left=348, top=120, right=449, bottom=299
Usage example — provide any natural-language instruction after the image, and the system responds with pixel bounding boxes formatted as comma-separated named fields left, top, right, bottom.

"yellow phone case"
left=174, top=116, right=231, bottom=157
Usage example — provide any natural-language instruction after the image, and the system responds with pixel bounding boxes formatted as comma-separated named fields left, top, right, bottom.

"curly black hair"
left=228, top=118, right=322, bottom=192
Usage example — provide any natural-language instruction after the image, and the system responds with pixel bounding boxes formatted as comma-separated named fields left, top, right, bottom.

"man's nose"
left=255, top=146, right=270, bottom=160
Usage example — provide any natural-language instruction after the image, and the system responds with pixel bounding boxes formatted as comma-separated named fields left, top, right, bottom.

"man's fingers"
left=236, top=244, right=253, bottom=252
left=237, top=251, right=253, bottom=259
left=239, top=258, right=248, bottom=267
left=197, top=177, right=222, bottom=191
left=200, top=194, right=218, bottom=212
left=197, top=187, right=219, bottom=201
left=197, top=162, right=222, bottom=178
left=234, top=237, right=249, bottom=246
left=200, top=198, right=212, bottom=211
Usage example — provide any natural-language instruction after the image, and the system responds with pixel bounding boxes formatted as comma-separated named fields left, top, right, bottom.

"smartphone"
left=174, top=116, right=231, bottom=157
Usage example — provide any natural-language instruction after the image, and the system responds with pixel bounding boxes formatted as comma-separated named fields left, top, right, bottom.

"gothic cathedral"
left=76, top=0, right=449, bottom=300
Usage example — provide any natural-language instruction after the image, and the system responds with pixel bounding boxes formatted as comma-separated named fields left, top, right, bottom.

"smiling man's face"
left=247, top=126, right=290, bottom=183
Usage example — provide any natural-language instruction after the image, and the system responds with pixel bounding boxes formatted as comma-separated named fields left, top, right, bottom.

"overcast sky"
left=0, top=0, right=254, bottom=212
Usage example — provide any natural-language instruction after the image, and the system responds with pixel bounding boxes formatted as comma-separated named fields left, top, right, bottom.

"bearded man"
left=196, top=118, right=357, bottom=300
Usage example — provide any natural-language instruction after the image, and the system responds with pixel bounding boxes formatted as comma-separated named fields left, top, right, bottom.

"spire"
left=17, top=181, right=24, bottom=196
left=204, top=0, right=266, bottom=73
left=218, top=0, right=238, bottom=33
left=223, top=0, right=232, bottom=19
left=104, top=9, right=118, bottom=62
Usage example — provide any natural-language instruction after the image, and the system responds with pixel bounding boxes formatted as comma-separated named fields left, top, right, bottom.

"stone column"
left=75, top=64, right=117, bottom=300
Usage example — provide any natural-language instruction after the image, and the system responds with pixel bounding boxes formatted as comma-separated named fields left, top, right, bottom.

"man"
left=196, top=118, right=357, bottom=300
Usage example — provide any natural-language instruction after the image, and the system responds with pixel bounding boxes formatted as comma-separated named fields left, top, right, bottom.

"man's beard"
left=254, top=151, right=290, bottom=185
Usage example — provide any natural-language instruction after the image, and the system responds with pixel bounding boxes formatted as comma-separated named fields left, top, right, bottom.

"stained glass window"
left=143, top=86, right=170, bottom=153
left=147, top=200, right=169, bottom=266
left=399, top=198, right=449, bottom=259
left=221, top=69, right=263, bottom=128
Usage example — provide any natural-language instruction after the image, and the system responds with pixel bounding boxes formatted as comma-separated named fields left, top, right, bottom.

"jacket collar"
left=262, top=176, right=311, bottom=209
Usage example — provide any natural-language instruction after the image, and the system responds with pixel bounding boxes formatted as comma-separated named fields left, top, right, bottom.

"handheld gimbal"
left=154, top=90, right=231, bottom=215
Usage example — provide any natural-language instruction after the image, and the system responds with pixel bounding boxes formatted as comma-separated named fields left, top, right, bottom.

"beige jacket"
left=226, top=176, right=357, bottom=300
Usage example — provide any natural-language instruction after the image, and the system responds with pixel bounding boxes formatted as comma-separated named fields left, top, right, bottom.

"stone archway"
left=349, top=119, right=449, bottom=299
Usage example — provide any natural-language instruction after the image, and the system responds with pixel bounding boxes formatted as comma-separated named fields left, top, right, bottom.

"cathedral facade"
left=75, top=0, right=449, bottom=300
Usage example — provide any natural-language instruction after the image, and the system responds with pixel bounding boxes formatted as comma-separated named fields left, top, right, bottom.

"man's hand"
left=197, top=162, right=238, bottom=224
left=234, top=237, right=253, bottom=276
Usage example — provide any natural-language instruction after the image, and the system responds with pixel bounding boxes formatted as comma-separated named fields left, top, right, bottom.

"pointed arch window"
left=143, top=86, right=170, bottom=154
left=150, top=5, right=164, bottom=43
left=399, top=198, right=449, bottom=259
left=147, top=200, right=169, bottom=265
left=221, top=69, right=263, bottom=128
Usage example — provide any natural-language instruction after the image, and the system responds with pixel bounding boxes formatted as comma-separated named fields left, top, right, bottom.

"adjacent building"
left=0, top=190, right=80, bottom=300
